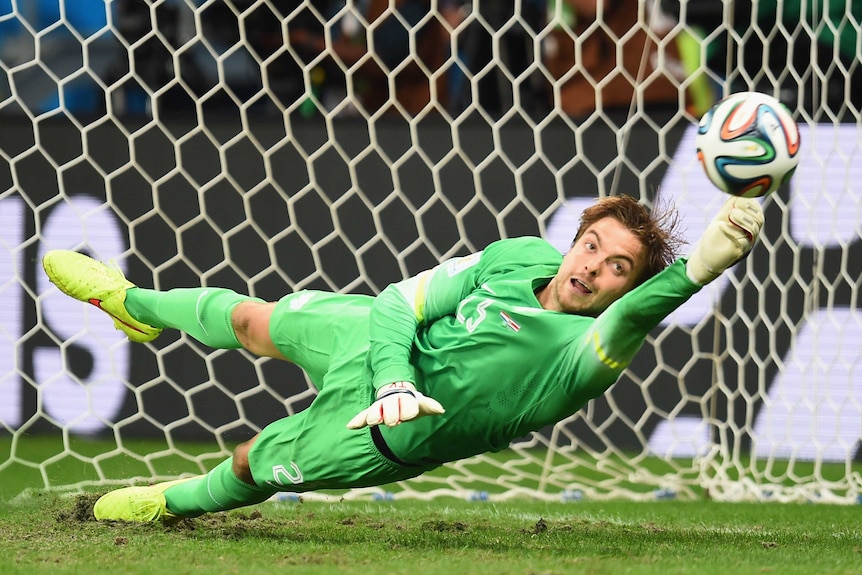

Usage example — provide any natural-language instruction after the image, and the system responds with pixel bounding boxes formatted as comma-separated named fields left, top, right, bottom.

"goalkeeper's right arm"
left=355, top=251, right=486, bottom=429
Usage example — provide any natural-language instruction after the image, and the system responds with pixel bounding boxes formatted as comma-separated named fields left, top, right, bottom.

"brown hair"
left=572, top=194, right=685, bottom=285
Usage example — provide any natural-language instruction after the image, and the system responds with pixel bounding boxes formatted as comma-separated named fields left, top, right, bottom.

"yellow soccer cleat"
left=42, top=250, right=162, bottom=343
left=93, top=477, right=200, bottom=524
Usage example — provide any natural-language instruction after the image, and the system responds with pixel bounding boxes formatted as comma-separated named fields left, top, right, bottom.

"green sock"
left=124, top=287, right=260, bottom=349
left=164, top=458, right=276, bottom=517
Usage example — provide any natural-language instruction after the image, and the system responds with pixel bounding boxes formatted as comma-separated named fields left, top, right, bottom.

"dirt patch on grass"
left=55, top=493, right=100, bottom=523
left=521, top=518, right=548, bottom=536
left=421, top=520, right=468, bottom=532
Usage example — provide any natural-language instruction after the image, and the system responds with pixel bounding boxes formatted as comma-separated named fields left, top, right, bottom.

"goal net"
left=1, top=1, right=860, bottom=504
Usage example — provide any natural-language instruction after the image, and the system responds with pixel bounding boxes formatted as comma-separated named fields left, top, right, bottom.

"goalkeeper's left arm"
left=569, top=197, right=765, bottom=400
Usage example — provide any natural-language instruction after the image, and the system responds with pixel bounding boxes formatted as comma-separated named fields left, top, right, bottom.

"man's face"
left=539, top=217, right=647, bottom=315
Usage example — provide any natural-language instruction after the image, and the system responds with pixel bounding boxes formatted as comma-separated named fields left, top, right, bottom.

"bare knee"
left=232, top=434, right=258, bottom=486
left=231, top=301, right=284, bottom=359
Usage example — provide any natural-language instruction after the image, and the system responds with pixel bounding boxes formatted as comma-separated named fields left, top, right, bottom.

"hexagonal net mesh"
left=0, top=1, right=860, bottom=503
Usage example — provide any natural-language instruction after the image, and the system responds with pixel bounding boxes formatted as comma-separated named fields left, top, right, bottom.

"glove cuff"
left=376, top=381, right=417, bottom=399
left=685, top=243, right=718, bottom=285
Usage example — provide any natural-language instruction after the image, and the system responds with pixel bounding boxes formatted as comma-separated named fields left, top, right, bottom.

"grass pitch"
left=3, top=435, right=862, bottom=573
left=1, top=490, right=861, bottom=575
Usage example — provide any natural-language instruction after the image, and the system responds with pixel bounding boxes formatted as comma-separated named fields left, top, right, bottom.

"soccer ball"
left=695, top=92, right=800, bottom=198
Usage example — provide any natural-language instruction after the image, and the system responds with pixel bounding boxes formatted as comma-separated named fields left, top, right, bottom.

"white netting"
left=0, top=0, right=860, bottom=504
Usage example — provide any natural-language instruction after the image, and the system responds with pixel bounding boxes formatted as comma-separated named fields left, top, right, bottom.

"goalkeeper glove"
left=347, top=382, right=445, bottom=429
left=686, top=196, right=764, bottom=285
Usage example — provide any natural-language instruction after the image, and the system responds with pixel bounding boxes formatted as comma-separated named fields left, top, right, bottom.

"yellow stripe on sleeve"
left=414, top=270, right=430, bottom=323
left=394, top=268, right=435, bottom=324
left=592, top=331, right=627, bottom=370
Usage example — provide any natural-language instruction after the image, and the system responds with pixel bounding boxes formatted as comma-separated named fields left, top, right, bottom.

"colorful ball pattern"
left=696, top=92, right=801, bottom=198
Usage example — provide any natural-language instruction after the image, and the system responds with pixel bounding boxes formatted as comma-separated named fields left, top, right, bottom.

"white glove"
left=686, top=197, right=764, bottom=285
left=347, top=382, right=445, bottom=429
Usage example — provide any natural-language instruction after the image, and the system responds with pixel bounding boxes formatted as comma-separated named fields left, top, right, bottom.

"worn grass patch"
left=1, top=490, right=861, bottom=575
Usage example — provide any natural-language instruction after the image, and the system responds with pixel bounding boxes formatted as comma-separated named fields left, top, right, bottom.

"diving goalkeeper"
left=42, top=194, right=763, bottom=523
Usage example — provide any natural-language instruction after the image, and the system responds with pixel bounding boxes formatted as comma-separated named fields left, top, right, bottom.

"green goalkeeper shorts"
left=246, top=290, right=435, bottom=492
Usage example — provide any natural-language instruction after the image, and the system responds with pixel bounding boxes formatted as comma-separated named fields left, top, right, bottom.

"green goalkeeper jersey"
left=370, top=236, right=701, bottom=466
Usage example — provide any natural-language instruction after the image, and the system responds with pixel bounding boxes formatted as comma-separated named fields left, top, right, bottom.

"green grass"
left=1, top=492, right=861, bottom=574
left=4, top=434, right=862, bottom=573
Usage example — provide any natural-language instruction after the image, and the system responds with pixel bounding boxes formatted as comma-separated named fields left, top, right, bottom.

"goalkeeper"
left=42, top=194, right=763, bottom=523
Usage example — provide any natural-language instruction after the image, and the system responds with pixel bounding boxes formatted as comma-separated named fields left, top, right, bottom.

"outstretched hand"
left=347, top=382, right=445, bottom=429
left=686, top=197, right=764, bottom=285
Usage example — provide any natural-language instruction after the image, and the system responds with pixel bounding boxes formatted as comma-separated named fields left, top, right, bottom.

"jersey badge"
left=500, top=310, right=521, bottom=332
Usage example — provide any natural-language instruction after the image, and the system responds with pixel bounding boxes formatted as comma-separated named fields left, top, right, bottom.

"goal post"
left=1, top=1, right=860, bottom=504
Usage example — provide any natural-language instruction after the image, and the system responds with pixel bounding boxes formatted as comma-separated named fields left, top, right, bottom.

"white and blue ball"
left=696, top=91, right=801, bottom=198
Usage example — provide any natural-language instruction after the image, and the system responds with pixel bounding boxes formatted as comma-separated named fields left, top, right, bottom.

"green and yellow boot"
left=93, top=477, right=201, bottom=524
left=42, top=250, right=161, bottom=343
